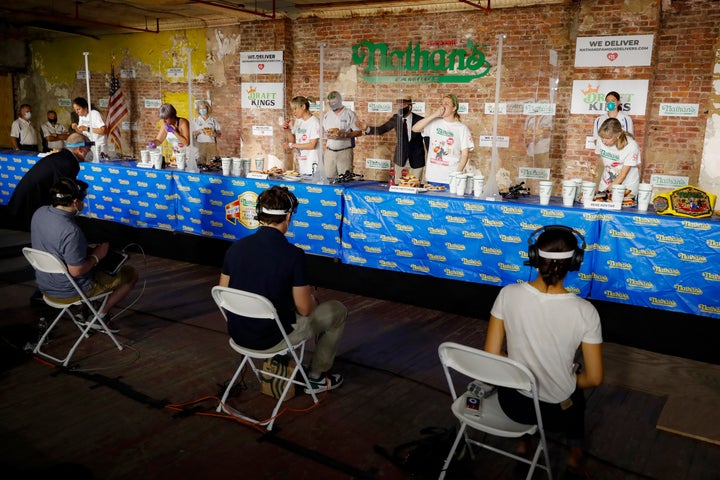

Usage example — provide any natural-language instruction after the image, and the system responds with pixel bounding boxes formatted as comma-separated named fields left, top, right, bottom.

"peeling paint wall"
left=699, top=39, right=720, bottom=201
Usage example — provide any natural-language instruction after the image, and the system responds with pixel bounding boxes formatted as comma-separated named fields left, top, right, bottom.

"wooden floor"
left=1, top=233, right=719, bottom=480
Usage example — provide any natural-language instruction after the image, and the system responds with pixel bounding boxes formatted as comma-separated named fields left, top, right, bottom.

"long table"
left=1, top=149, right=718, bottom=319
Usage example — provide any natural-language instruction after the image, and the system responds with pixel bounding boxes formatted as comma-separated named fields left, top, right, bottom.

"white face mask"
left=23, top=112, right=32, bottom=120
left=199, top=109, right=208, bottom=116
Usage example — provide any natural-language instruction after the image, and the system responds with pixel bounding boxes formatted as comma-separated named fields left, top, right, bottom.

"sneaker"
left=304, top=372, right=344, bottom=394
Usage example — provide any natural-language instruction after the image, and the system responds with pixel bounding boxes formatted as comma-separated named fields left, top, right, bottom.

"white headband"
left=537, top=249, right=574, bottom=259
left=261, top=207, right=290, bottom=215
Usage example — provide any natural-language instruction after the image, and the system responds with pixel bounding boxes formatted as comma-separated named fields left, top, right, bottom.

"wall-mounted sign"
left=351, top=40, right=492, bottom=84
left=58, top=99, right=72, bottom=107
left=650, top=175, right=689, bottom=189
left=659, top=103, right=699, bottom=117
left=120, top=69, right=136, bottom=79
left=478, top=135, right=509, bottom=148
left=368, top=102, right=393, bottom=113
left=76, top=71, right=87, bottom=79
left=484, top=103, right=507, bottom=115
left=122, top=121, right=138, bottom=131
left=518, top=167, right=550, bottom=180
left=241, top=83, right=283, bottom=110
left=575, top=35, right=654, bottom=67
left=252, top=125, right=273, bottom=136
left=240, top=51, right=284, bottom=75
left=167, top=68, right=184, bottom=78
left=571, top=79, right=648, bottom=115
left=366, top=158, right=391, bottom=170
left=458, top=103, right=469, bottom=115
left=98, top=99, right=108, bottom=108
left=523, top=103, right=556, bottom=115
left=145, top=99, right=162, bottom=109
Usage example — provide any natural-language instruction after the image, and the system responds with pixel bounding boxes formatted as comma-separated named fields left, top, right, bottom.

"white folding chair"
left=437, top=342, right=552, bottom=480
left=211, top=285, right=319, bottom=431
left=22, top=247, right=123, bottom=367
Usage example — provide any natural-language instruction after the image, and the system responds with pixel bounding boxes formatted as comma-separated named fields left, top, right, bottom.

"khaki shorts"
left=44, top=265, right=136, bottom=304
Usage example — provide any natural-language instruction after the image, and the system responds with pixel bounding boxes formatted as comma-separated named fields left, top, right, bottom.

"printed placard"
left=478, top=136, right=509, bottom=148
left=484, top=103, right=507, bottom=115
left=98, top=99, right=108, bottom=108
left=575, top=35, right=654, bottom=67
left=241, top=83, right=283, bottom=110
left=252, top=125, right=274, bottom=136
left=658, top=103, right=700, bottom=117
left=570, top=79, right=648, bottom=115
left=120, top=69, right=136, bottom=79
left=366, top=158, right=392, bottom=170
left=518, top=167, right=550, bottom=180
left=240, top=51, right=284, bottom=75
left=650, top=175, right=689, bottom=189
left=167, top=68, right=184, bottom=78
left=58, top=99, right=72, bottom=107
left=523, top=103, right=556, bottom=115
left=145, top=99, right=162, bottom=109
left=122, top=121, right=138, bottom=131
left=76, top=70, right=87, bottom=79
left=368, top=102, right=393, bottom=113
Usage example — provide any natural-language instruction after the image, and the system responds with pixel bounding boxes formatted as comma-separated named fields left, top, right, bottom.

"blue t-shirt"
left=221, top=226, right=308, bottom=349
left=30, top=205, right=92, bottom=297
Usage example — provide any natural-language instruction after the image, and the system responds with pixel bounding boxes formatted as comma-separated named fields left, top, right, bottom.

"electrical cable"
left=107, top=242, right=148, bottom=321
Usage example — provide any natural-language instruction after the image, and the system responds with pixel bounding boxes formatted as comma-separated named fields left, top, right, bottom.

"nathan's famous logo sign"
left=225, top=191, right=259, bottom=229
left=351, top=40, right=491, bottom=84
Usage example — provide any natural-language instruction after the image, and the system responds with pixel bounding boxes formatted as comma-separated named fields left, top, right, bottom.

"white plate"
left=136, top=162, right=154, bottom=169
left=281, top=175, right=302, bottom=182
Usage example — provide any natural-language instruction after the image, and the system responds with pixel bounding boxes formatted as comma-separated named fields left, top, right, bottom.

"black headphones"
left=526, top=225, right=586, bottom=271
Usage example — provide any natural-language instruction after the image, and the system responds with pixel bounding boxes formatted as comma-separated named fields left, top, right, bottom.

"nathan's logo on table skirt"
left=225, top=191, right=259, bottom=229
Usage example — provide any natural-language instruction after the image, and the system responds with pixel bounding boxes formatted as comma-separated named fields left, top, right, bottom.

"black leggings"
left=497, top=386, right=586, bottom=446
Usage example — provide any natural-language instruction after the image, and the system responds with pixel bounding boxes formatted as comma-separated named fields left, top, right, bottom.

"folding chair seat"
left=211, top=286, right=319, bottom=431
left=437, top=342, right=552, bottom=480
left=22, top=247, right=123, bottom=367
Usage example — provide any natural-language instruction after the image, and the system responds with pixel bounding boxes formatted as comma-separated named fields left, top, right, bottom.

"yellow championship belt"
left=652, top=185, right=717, bottom=219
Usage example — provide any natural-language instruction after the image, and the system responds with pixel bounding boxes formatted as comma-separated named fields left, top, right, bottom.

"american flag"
left=107, top=65, right=128, bottom=151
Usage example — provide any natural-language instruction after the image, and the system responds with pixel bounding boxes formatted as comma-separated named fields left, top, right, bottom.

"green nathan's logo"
left=352, top=40, right=491, bottom=84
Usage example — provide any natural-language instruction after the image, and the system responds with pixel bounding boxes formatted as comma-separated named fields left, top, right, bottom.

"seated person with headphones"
left=484, top=225, right=603, bottom=478
left=30, top=178, right=138, bottom=330
left=218, top=185, right=347, bottom=394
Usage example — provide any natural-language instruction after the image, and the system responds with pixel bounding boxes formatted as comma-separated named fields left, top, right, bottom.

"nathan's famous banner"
left=0, top=151, right=37, bottom=205
left=570, top=79, right=648, bottom=116
left=341, top=185, right=598, bottom=297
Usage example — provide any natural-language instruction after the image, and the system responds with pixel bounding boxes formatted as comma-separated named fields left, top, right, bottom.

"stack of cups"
left=140, top=149, right=150, bottom=164
left=150, top=150, right=163, bottom=169
left=455, top=174, right=468, bottom=196
left=221, top=157, right=232, bottom=176
left=232, top=157, right=242, bottom=176
left=465, top=174, right=474, bottom=195
left=255, top=156, right=265, bottom=173
left=612, top=185, right=626, bottom=209
left=539, top=180, right=553, bottom=205
left=581, top=181, right=596, bottom=208
left=573, top=178, right=583, bottom=202
left=562, top=180, right=577, bottom=207
left=448, top=172, right=459, bottom=194
left=175, top=152, right=186, bottom=170
left=472, top=175, right=485, bottom=198
left=637, top=183, right=653, bottom=211
left=240, top=158, right=251, bottom=177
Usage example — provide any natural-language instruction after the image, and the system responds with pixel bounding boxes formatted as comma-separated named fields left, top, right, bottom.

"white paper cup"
left=539, top=180, right=552, bottom=205
left=232, top=157, right=242, bottom=177
left=465, top=174, right=474, bottom=195
left=448, top=172, right=459, bottom=194
left=240, top=158, right=251, bottom=177
left=612, top=185, right=626, bottom=208
left=582, top=181, right=596, bottom=207
left=140, top=149, right=150, bottom=164
left=562, top=180, right=576, bottom=207
left=150, top=150, right=163, bottom=169
left=472, top=175, right=485, bottom=198
left=221, top=157, right=232, bottom=176
left=573, top=178, right=583, bottom=202
left=255, top=157, right=265, bottom=172
left=456, top=174, right=468, bottom=196
left=637, top=182, right=653, bottom=211
left=175, top=152, right=186, bottom=170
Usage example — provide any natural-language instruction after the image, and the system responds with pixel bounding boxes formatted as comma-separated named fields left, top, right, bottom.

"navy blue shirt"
left=221, top=226, right=308, bottom=349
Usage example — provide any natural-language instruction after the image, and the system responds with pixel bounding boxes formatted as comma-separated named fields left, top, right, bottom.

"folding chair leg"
left=217, top=356, right=249, bottom=413
left=438, top=422, right=467, bottom=480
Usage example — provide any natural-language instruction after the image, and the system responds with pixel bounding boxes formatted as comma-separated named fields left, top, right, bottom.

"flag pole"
left=83, top=52, right=98, bottom=162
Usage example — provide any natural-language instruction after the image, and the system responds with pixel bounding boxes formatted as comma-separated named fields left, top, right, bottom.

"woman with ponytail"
left=485, top=225, right=603, bottom=478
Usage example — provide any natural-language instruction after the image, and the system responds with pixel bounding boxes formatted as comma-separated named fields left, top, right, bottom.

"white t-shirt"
left=323, top=107, right=360, bottom=151
left=593, top=112, right=634, bottom=153
left=490, top=282, right=602, bottom=403
left=79, top=109, right=107, bottom=148
left=193, top=116, right=221, bottom=144
left=292, top=115, right=322, bottom=175
left=597, top=136, right=641, bottom=195
left=421, top=118, right=474, bottom=184
left=11, top=118, right=38, bottom=146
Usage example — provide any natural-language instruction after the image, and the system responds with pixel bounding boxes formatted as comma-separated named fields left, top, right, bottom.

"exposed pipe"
left=458, top=0, right=491, bottom=12
left=3, top=5, right=160, bottom=35
left=192, top=0, right=276, bottom=20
